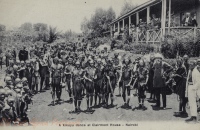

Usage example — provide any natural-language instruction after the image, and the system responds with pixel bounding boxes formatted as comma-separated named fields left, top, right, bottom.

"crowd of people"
left=0, top=41, right=200, bottom=126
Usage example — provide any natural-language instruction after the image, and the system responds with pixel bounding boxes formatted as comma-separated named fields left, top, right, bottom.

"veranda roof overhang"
left=109, top=0, right=162, bottom=25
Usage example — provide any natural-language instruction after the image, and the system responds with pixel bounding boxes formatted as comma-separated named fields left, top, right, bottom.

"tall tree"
left=64, top=30, right=78, bottom=42
left=0, top=24, right=6, bottom=32
left=81, top=17, right=91, bottom=36
left=48, top=26, right=60, bottom=43
left=33, top=23, right=48, bottom=42
left=81, top=7, right=116, bottom=38
left=20, top=23, right=33, bottom=31
left=33, top=23, right=48, bottom=32
left=120, top=0, right=137, bottom=16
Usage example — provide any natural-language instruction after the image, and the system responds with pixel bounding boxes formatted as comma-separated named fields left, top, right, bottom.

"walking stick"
left=106, top=75, right=114, bottom=95
left=131, top=77, right=138, bottom=96
left=105, top=75, right=117, bottom=103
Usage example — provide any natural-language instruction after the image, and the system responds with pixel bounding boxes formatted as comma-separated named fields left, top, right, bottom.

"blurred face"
left=8, top=101, right=14, bottom=107
left=183, top=57, right=188, bottom=62
left=82, top=57, right=85, bottom=61
left=155, top=58, right=162, bottom=64
left=150, top=59, right=154, bottom=64
left=16, top=62, right=20, bottom=66
left=26, top=63, right=30, bottom=67
left=189, top=62, right=196, bottom=70
left=23, top=81, right=28, bottom=86
left=97, top=61, right=101, bottom=65
left=76, top=63, right=80, bottom=68
left=139, top=61, right=144, bottom=67
left=9, top=62, right=14, bottom=66
left=40, top=55, right=44, bottom=59
left=6, top=79, right=13, bottom=85
left=0, top=94, right=5, bottom=101
left=54, top=60, right=59, bottom=65
left=197, top=61, right=200, bottom=67
left=176, top=60, right=182, bottom=68
left=21, top=63, right=25, bottom=66
left=125, top=59, right=129, bottom=64
left=90, top=62, right=94, bottom=67
left=68, top=60, right=73, bottom=64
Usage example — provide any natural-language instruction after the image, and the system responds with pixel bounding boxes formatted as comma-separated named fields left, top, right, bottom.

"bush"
left=123, top=44, right=130, bottom=51
left=161, top=36, right=200, bottom=58
left=121, top=43, right=154, bottom=54
left=116, top=42, right=124, bottom=49
left=161, top=33, right=200, bottom=58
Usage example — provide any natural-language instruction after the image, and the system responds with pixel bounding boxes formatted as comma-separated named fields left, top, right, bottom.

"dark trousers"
left=6, top=57, right=9, bottom=67
left=66, top=79, right=72, bottom=98
left=40, top=76, right=49, bottom=91
left=155, top=88, right=166, bottom=107
left=28, top=78, right=32, bottom=90
left=0, top=57, right=2, bottom=69
left=52, top=78, right=62, bottom=99
left=179, top=96, right=187, bottom=112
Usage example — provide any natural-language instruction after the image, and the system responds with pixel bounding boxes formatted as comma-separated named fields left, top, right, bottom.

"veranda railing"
left=165, top=27, right=200, bottom=43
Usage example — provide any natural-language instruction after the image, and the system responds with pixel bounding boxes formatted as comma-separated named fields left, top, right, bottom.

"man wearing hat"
left=148, top=54, right=156, bottom=102
left=153, top=53, right=173, bottom=110
left=0, top=86, right=6, bottom=126
left=185, top=58, right=200, bottom=123
left=11, top=47, right=16, bottom=62
left=4, top=76, right=13, bottom=88
left=18, top=46, right=28, bottom=62
left=182, top=12, right=192, bottom=26
left=5, top=49, right=12, bottom=67
left=0, top=89, right=6, bottom=125
left=183, top=54, right=189, bottom=74
left=2, top=96, right=19, bottom=126
left=18, top=61, right=26, bottom=79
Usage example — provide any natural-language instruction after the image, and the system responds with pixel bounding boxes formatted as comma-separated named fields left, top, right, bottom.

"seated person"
left=151, top=14, right=161, bottom=30
left=182, top=13, right=192, bottom=26
left=192, top=13, right=198, bottom=27
left=137, top=19, right=147, bottom=33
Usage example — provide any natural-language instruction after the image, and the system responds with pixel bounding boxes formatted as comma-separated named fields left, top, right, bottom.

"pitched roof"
left=110, top=0, right=162, bottom=25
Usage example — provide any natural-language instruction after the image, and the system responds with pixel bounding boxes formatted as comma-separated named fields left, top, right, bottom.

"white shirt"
left=185, top=17, right=189, bottom=23
left=192, top=66, right=200, bottom=90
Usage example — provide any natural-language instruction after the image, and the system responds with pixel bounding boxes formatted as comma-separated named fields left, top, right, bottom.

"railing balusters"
left=136, top=29, right=138, bottom=44
left=194, top=27, right=197, bottom=43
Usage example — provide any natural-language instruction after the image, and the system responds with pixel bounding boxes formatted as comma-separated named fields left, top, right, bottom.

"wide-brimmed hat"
left=154, top=53, right=163, bottom=59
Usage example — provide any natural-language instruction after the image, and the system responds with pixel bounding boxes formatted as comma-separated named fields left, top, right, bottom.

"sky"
left=0, top=0, right=148, bottom=33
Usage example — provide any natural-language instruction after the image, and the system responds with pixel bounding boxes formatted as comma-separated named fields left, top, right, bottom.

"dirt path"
left=0, top=65, right=191, bottom=125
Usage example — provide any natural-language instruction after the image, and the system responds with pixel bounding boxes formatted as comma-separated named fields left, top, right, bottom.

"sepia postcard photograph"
left=0, top=0, right=200, bottom=130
